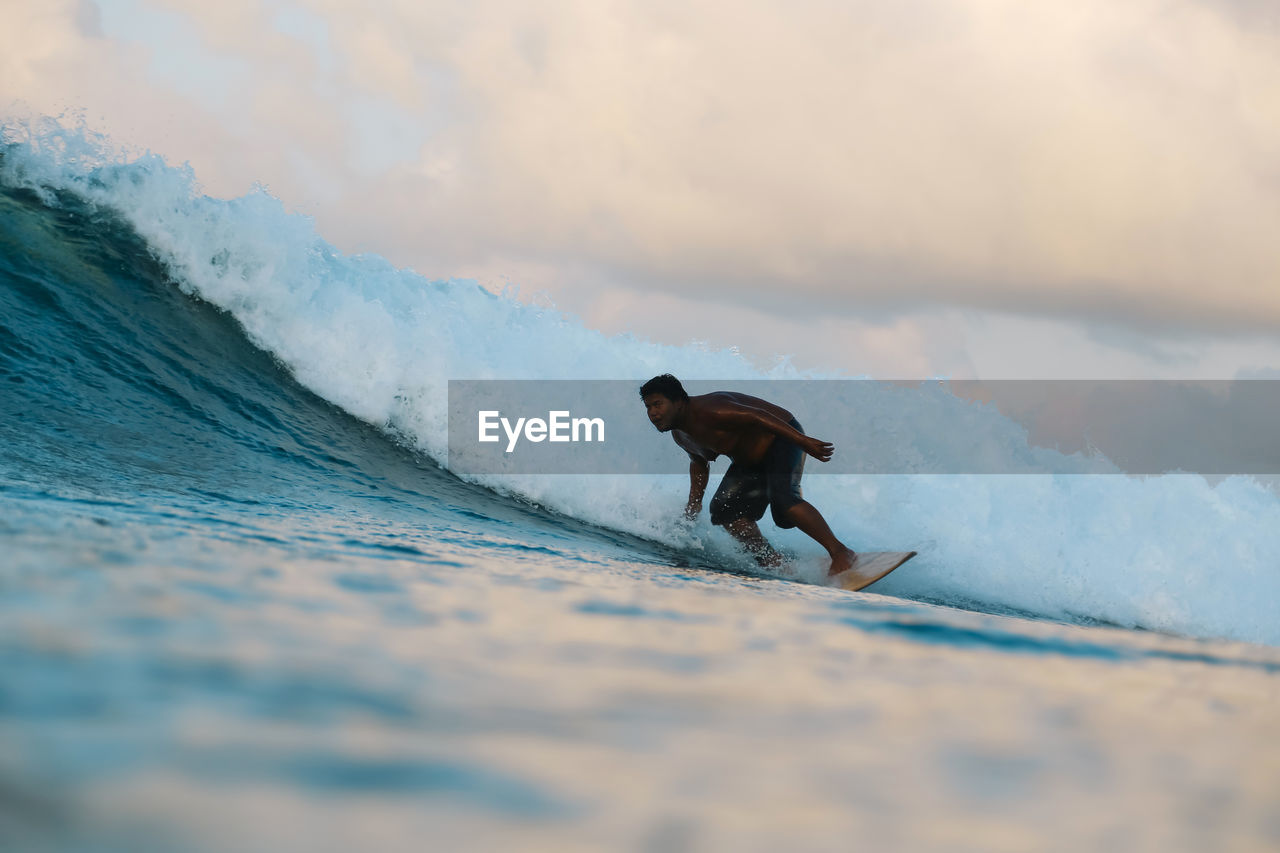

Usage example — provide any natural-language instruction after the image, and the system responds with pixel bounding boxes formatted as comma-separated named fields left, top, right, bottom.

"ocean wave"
left=4, top=115, right=1279, bottom=646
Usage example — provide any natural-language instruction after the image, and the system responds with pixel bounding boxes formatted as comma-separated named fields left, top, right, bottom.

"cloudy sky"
left=5, top=0, right=1280, bottom=377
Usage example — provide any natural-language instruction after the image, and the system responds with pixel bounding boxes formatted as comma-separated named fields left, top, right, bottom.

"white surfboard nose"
left=829, top=551, right=917, bottom=591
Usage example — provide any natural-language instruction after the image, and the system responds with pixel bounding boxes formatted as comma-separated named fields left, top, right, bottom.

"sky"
left=4, top=0, right=1280, bottom=378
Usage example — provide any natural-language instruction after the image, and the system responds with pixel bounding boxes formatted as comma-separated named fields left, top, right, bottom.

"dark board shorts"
left=709, top=418, right=806, bottom=529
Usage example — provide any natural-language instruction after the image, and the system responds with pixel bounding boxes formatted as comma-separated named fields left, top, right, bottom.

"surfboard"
left=828, top=551, right=917, bottom=591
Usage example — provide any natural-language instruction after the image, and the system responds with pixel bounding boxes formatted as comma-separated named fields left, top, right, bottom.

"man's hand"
left=802, top=436, right=835, bottom=462
left=683, top=499, right=703, bottom=521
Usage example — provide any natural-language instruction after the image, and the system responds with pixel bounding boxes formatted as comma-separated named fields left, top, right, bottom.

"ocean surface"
left=2, top=121, right=1278, bottom=852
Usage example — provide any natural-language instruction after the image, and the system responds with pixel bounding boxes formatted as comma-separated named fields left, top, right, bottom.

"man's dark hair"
left=640, top=374, right=689, bottom=402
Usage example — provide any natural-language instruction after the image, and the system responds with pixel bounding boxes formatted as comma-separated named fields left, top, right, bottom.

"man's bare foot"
left=828, top=547, right=858, bottom=577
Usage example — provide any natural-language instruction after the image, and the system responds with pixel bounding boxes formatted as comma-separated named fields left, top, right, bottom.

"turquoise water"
left=2, top=125, right=1279, bottom=852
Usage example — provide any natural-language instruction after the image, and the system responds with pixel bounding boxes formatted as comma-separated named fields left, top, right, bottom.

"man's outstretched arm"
left=715, top=404, right=835, bottom=462
left=685, top=456, right=710, bottom=519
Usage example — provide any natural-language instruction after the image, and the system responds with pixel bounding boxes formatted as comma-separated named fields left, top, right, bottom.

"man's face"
left=643, top=393, right=678, bottom=432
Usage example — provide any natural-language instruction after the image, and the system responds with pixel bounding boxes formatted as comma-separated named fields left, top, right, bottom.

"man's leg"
left=781, top=500, right=857, bottom=575
left=724, top=517, right=783, bottom=567
left=765, top=420, right=856, bottom=576
left=710, top=463, right=778, bottom=566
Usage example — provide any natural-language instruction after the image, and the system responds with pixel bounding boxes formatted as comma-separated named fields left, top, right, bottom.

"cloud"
left=318, top=0, right=1280, bottom=332
left=6, top=0, right=1280, bottom=337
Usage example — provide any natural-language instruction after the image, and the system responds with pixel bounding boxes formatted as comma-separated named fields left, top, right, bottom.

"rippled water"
left=5, top=485, right=1279, bottom=853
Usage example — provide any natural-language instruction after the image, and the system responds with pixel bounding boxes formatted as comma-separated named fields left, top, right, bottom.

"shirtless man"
left=640, top=374, right=856, bottom=576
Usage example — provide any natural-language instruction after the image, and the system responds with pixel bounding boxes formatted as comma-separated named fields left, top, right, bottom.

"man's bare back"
left=648, top=391, right=833, bottom=466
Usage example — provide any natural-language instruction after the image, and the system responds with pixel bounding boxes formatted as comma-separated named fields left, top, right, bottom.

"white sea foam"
left=5, top=117, right=1279, bottom=646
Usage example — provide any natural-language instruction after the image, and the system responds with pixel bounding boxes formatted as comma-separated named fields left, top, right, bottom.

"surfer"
left=640, top=374, right=856, bottom=576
